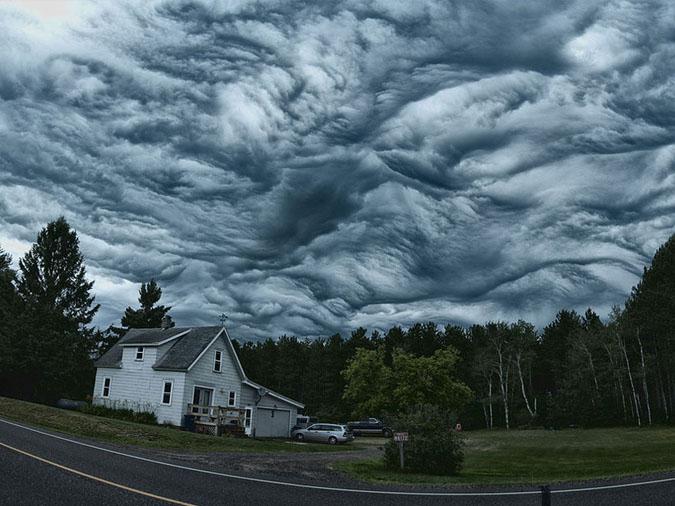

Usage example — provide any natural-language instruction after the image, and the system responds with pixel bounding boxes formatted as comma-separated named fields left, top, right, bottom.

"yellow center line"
left=0, top=441, right=196, bottom=506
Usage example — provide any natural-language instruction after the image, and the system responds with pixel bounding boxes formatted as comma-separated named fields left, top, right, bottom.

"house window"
left=228, top=390, right=236, bottom=407
left=135, top=347, right=144, bottom=361
left=213, top=350, right=222, bottom=372
left=162, top=381, right=173, bottom=405
left=102, top=378, right=111, bottom=398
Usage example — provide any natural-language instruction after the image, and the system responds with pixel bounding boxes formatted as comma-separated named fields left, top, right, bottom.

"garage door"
left=255, top=407, right=290, bottom=438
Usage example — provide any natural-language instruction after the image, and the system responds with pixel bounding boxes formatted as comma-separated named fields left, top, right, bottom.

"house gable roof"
left=94, top=326, right=219, bottom=370
left=153, top=326, right=224, bottom=371
left=118, top=327, right=190, bottom=346
left=94, top=325, right=304, bottom=409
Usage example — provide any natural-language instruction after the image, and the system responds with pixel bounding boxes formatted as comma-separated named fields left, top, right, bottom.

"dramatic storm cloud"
left=0, top=0, right=673, bottom=339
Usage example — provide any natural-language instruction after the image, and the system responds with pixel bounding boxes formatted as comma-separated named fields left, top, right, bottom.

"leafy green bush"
left=383, top=405, right=464, bottom=475
left=79, top=403, right=157, bottom=425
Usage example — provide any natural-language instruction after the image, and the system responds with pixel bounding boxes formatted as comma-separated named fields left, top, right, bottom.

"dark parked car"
left=347, top=418, right=392, bottom=437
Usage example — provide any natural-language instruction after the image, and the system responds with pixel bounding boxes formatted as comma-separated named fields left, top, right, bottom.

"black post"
left=541, top=485, right=551, bottom=506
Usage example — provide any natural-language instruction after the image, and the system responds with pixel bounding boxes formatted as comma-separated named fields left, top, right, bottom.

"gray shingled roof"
left=119, top=327, right=189, bottom=345
left=94, top=326, right=222, bottom=371
left=94, top=331, right=132, bottom=368
left=153, top=326, right=222, bottom=371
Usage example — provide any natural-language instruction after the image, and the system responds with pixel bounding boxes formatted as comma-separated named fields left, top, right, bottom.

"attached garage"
left=254, top=406, right=291, bottom=438
left=240, top=380, right=302, bottom=438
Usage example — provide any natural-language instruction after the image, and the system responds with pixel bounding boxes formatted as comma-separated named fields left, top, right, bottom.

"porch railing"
left=187, top=404, right=246, bottom=432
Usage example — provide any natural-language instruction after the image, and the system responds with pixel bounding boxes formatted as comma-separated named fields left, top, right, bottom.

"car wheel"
left=295, top=433, right=304, bottom=442
left=383, top=429, right=392, bottom=438
left=328, top=436, right=338, bottom=445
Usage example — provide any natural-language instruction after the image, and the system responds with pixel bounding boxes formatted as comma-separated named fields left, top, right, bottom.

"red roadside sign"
left=393, top=432, right=409, bottom=442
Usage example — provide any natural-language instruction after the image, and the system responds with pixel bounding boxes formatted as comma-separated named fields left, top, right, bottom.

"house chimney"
left=161, top=315, right=173, bottom=329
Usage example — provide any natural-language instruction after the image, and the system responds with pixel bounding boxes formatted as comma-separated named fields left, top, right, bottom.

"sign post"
left=393, top=432, right=409, bottom=470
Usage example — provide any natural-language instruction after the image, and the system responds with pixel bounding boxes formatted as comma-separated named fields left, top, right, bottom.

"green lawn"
left=0, top=396, right=350, bottom=453
left=338, top=426, right=675, bottom=485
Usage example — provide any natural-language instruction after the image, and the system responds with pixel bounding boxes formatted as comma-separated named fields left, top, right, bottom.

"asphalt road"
left=0, top=417, right=673, bottom=506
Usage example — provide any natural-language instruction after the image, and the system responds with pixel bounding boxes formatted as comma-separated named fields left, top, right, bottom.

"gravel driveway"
left=152, top=438, right=385, bottom=486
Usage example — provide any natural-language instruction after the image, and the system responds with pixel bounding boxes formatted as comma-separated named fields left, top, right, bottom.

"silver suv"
left=291, top=423, right=353, bottom=445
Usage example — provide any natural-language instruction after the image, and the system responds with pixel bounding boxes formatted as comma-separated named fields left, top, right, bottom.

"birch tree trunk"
left=619, top=376, right=628, bottom=422
left=636, top=328, right=652, bottom=425
left=488, top=377, right=493, bottom=430
left=516, top=352, right=535, bottom=417
left=619, top=333, right=641, bottom=427
left=497, top=348, right=510, bottom=430
left=482, top=372, right=493, bottom=430
left=603, top=343, right=627, bottom=421
left=582, top=343, right=600, bottom=398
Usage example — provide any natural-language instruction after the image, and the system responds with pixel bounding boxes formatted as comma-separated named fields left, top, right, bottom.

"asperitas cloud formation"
left=0, top=0, right=673, bottom=339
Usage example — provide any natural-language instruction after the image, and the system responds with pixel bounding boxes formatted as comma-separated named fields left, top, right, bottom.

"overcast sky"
left=0, top=0, right=673, bottom=340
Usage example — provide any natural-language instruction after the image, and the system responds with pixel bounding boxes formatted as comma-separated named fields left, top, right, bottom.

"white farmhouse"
left=93, top=319, right=303, bottom=438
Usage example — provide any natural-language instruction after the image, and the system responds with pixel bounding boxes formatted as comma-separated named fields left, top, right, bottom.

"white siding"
left=240, top=383, right=257, bottom=407
left=92, top=329, right=302, bottom=435
left=122, top=345, right=158, bottom=370
left=93, top=362, right=186, bottom=426
left=183, top=335, right=243, bottom=409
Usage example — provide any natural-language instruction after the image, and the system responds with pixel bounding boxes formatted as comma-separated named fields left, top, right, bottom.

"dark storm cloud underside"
left=0, top=0, right=673, bottom=339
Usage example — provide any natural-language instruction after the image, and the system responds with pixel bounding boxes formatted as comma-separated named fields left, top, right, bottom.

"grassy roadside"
left=337, top=426, right=675, bottom=485
left=0, top=396, right=352, bottom=453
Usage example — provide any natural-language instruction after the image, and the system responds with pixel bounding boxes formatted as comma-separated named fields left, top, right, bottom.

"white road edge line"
left=553, top=476, right=675, bottom=495
left=1, top=417, right=673, bottom=496
left=0, top=418, right=537, bottom=497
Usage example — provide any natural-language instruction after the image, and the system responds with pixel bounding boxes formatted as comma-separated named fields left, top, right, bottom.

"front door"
left=244, top=407, right=253, bottom=436
left=192, top=387, right=213, bottom=415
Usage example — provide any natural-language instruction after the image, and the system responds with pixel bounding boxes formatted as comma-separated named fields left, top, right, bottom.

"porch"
left=186, top=404, right=251, bottom=436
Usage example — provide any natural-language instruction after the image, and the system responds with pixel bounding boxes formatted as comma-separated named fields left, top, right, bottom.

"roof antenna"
left=219, top=313, right=228, bottom=326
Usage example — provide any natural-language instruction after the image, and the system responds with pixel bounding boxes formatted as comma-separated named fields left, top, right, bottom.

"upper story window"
left=162, top=381, right=173, bottom=405
left=228, top=390, right=236, bottom=407
left=135, top=347, right=144, bottom=361
left=102, top=378, right=111, bottom=398
left=213, top=350, right=222, bottom=372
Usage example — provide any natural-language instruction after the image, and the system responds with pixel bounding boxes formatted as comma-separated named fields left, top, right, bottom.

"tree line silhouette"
left=1, top=218, right=673, bottom=429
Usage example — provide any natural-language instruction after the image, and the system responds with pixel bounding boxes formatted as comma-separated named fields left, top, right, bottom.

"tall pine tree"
left=16, top=218, right=99, bottom=402
left=94, top=280, right=173, bottom=357
left=121, top=280, right=172, bottom=329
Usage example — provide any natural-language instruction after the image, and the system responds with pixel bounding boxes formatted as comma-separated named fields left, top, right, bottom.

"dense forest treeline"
left=235, top=235, right=675, bottom=428
left=1, top=218, right=673, bottom=430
